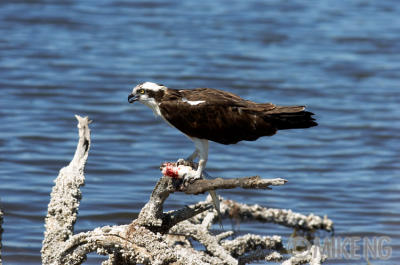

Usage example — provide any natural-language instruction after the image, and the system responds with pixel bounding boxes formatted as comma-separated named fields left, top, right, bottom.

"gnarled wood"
left=183, top=176, right=287, bottom=195
left=38, top=115, right=333, bottom=265
left=41, top=115, right=91, bottom=265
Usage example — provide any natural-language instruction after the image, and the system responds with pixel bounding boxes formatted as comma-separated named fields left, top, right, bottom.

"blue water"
left=0, top=0, right=399, bottom=264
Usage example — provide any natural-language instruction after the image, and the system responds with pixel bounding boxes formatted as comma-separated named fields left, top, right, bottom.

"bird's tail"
left=268, top=106, right=318, bottom=130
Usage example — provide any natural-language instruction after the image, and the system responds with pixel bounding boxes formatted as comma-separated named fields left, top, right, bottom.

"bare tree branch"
left=159, top=161, right=287, bottom=195
left=239, top=250, right=283, bottom=265
left=39, top=115, right=333, bottom=265
left=135, top=175, right=214, bottom=232
left=221, top=234, right=283, bottom=257
left=183, top=176, right=287, bottom=195
left=169, top=220, right=238, bottom=265
left=282, top=245, right=326, bottom=265
left=135, top=170, right=287, bottom=232
left=221, top=199, right=333, bottom=232
left=41, top=115, right=91, bottom=265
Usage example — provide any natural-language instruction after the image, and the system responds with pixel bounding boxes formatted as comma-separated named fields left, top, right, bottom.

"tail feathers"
left=267, top=106, right=317, bottom=130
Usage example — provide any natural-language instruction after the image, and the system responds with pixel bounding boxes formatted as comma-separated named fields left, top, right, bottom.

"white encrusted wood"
left=41, top=115, right=91, bottom=265
left=37, top=115, right=333, bottom=265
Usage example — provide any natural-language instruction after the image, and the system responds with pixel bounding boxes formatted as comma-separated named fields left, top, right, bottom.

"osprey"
left=128, top=82, right=317, bottom=180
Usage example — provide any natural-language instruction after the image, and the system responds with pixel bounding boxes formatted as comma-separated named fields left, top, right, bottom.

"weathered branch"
left=41, top=115, right=91, bottom=265
left=239, top=250, right=283, bottom=264
left=183, top=176, right=287, bottom=195
left=160, top=161, right=287, bottom=195
left=169, top=220, right=238, bottom=264
left=282, top=245, right=326, bottom=265
left=162, top=201, right=213, bottom=230
left=219, top=234, right=284, bottom=264
left=136, top=167, right=287, bottom=232
left=136, top=175, right=214, bottom=231
left=40, top=115, right=333, bottom=265
left=222, top=234, right=283, bottom=257
left=59, top=222, right=229, bottom=265
left=222, top=199, right=333, bottom=232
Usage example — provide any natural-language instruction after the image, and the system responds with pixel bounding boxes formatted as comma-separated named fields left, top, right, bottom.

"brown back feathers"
left=158, top=88, right=317, bottom=145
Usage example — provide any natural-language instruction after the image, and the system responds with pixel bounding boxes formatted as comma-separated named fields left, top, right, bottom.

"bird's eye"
left=139, top=89, right=145, bottom=94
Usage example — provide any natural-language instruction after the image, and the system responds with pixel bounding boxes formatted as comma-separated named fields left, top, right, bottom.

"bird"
left=128, top=82, right=317, bottom=181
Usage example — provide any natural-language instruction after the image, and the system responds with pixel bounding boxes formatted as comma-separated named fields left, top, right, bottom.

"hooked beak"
left=128, top=93, right=138, bottom=103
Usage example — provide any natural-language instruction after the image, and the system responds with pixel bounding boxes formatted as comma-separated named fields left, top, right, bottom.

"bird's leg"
left=186, top=149, right=199, bottom=162
left=195, top=157, right=207, bottom=179
left=181, top=138, right=208, bottom=185
left=182, top=139, right=222, bottom=227
left=176, top=149, right=198, bottom=167
left=188, top=139, right=222, bottom=227
left=192, top=139, right=209, bottom=181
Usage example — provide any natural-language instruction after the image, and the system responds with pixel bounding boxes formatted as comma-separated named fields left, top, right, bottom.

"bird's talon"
left=177, top=158, right=185, bottom=165
left=182, top=177, right=191, bottom=187
left=183, top=172, right=202, bottom=186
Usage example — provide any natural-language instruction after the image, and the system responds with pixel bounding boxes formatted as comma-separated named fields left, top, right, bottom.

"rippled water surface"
left=1, top=0, right=399, bottom=264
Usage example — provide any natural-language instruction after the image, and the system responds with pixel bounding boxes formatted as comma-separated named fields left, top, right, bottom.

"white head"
left=139, top=82, right=167, bottom=92
left=128, top=82, right=167, bottom=115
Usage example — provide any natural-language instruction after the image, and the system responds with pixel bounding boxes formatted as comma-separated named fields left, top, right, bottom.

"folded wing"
left=159, top=88, right=316, bottom=145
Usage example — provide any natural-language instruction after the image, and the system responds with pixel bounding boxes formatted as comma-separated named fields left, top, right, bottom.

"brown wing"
left=159, top=88, right=278, bottom=144
left=181, top=88, right=276, bottom=109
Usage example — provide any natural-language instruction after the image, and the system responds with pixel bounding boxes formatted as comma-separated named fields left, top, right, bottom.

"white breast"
left=141, top=98, right=162, bottom=117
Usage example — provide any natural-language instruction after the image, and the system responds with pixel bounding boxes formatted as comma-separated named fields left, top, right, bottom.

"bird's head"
left=128, top=82, right=167, bottom=105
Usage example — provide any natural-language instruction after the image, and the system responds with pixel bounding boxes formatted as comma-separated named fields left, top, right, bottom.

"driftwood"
left=0, top=115, right=333, bottom=264
left=184, top=176, right=287, bottom=195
